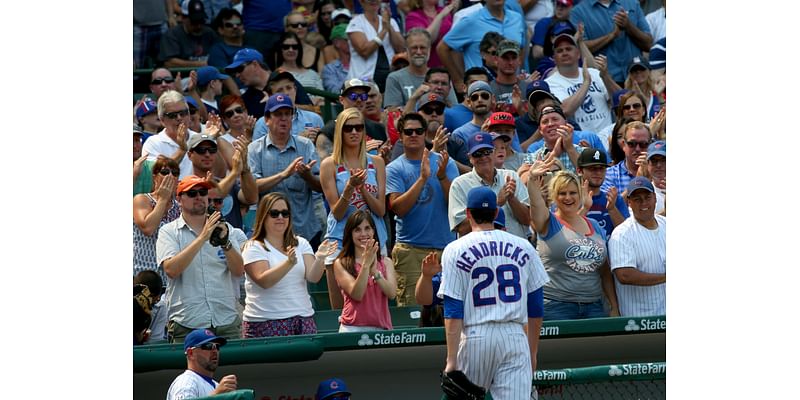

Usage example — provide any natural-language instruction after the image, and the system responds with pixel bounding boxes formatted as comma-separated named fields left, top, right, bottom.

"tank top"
left=133, top=193, right=181, bottom=282
left=325, top=156, right=388, bottom=248
left=339, top=259, right=392, bottom=330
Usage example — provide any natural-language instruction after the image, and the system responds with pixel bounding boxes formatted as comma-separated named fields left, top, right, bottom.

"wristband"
left=221, top=241, right=232, bottom=251
left=373, top=37, right=383, bottom=46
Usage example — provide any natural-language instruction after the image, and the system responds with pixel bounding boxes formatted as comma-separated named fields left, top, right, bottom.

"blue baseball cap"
left=185, top=96, right=199, bottom=110
left=612, top=89, right=630, bottom=109
left=196, top=66, right=229, bottom=86
left=467, top=131, right=494, bottom=155
left=467, top=186, right=497, bottom=210
left=135, top=98, right=158, bottom=120
left=265, top=93, right=294, bottom=114
left=647, top=140, right=666, bottom=160
left=551, top=20, right=576, bottom=37
left=526, top=79, right=557, bottom=105
left=467, top=80, right=493, bottom=98
left=316, top=378, right=351, bottom=400
left=225, top=48, right=264, bottom=72
left=183, top=329, right=227, bottom=352
left=625, top=176, right=655, bottom=198
left=493, top=207, right=506, bottom=228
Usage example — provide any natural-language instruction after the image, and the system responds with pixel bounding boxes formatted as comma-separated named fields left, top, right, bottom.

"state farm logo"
left=625, top=318, right=666, bottom=332
left=357, top=332, right=426, bottom=346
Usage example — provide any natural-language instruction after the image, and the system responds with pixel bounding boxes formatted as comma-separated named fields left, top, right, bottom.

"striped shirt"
left=601, top=161, right=636, bottom=195
left=132, top=193, right=181, bottom=282
left=608, top=215, right=666, bottom=317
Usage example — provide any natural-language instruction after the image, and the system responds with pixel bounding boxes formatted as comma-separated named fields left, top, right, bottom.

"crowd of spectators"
left=134, top=0, right=666, bottom=346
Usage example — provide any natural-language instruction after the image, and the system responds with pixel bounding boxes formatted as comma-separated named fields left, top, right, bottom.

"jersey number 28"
left=472, top=264, right=521, bottom=306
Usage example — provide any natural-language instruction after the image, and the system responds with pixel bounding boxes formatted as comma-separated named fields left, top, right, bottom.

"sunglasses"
left=223, top=107, right=246, bottom=118
left=191, top=146, right=218, bottom=155
left=623, top=103, right=643, bottom=111
left=164, top=109, right=189, bottom=120
left=268, top=209, right=291, bottom=218
left=346, top=92, right=369, bottom=102
left=403, top=127, right=425, bottom=136
left=150, top=77, right=174, bottom=85
left=421, top=106, right=444, bottom=115
left=282, top=43, right=300, bottom=50
left=470, top=92, right=491, bottom=102
left=625, top=141, right=650, bottom=149
left=288, top=22, right=308, bottom=28
left=342, top=123, right=365, bottom=133
left=224, top=21, right=242, bottom=28
left=195, top=342, right=221, bottom=351
left=471, top=149, right=493, bottom=158
left=158, top=168, right=180, bottom=177
left=181, top=188, right=209, bottom=198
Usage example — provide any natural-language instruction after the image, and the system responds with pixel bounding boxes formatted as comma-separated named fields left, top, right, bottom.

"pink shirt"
left=405, top=7, right=453, bottom=68
left=339, top=259, right=393, bottom=330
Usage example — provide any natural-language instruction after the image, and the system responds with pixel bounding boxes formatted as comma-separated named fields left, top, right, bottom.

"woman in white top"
left=241, top=192, right=337, bottom=337
left=345, top=0, right=404, bottom=92
left=275, top=32, right=325, bottom=106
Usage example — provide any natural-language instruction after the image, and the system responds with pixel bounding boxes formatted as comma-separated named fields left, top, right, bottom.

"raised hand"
left=201, top=211, right=223, bottom=241
left=282, top=156, right=304, bottom=179
left=635, top=153, right=648, bottom=176
left=557, top=124, right=574, bottom=150
left=432, top=125, right=449, bottom=153
left=613, top=9, right=630, bottom=30
left=213, top=375, right=238, bottom=395
left=576, top=22, right=585, bottom=43
left=366, top=138, right=383, bottom=152
left=187, top=70, right=198, bottom=92
left=295, top=159, right=318, bottom=177
left=594, top=54, right=608, bottom=76
left=362, top=238, right=378, bottom=270
left=420, top=148, right=432, bottom=180
left=204, top=113, right=223, bottom=138
left=231, top=148, right=244, bottom=175
left=134, top=151, right=149, bottom=178
left=244, top=114, right=257, bottom=139
left=315, top=239, right=338, bottom=259
left=421, top=251, right=442, bottom=277
left=347, top=168, right=367, bottom=188
left=497, top=175, right=516, bottom=206
left=582, top=178, right=593, bottom=212
left=411, top=83, right=431, bottom=100
left=176, top=122, right=189, bottom=148
left=436, top=150, right=450, bottom=180
left=517, top=162, right=532, bottom=185
left=511, top=84, right=522, bottom=112
left=155, top=173, right=176, bottom=198
left=605, top=186, right=618, bottom=210
left=285, top=246, right=298, bottom=265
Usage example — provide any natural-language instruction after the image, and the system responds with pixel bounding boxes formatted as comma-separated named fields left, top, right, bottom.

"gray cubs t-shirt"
left=383, top=67, right=458, bottom=108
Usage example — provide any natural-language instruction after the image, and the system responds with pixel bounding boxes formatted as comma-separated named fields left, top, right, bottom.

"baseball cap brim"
left=647, top=150, right=666, bottom=160
left=468, top=143, right=493, bottom=155
left=528, top=90, right=557, bottom=105
left=552, top=34, right=577, bottom=48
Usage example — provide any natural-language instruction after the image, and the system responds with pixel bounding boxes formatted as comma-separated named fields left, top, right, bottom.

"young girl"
left=333, top=210, right=397, bottom=332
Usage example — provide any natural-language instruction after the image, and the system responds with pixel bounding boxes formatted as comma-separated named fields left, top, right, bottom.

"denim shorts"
left=543, top=298, right=607, bottom=321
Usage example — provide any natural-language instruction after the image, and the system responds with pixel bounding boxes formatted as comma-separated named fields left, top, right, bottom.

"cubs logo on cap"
left=467, top=131, right=495, bottom=155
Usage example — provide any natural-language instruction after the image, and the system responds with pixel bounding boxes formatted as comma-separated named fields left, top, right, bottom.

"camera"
left=207, top=204, right=229, bottom=247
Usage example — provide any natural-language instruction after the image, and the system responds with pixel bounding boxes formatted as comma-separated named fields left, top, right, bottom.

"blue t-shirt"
left=443, top=6, right=527, bottom=71
left=385, top=152, right=459, bottom=249
left=586, top=190, right=630, bottom=238
left=444, top=104, right=473, bottom=133
left=242, top=0, right=291, bottom=32
left=570, top=0, right=651, bottom=83
left=531, top=17, right=555, bottom=46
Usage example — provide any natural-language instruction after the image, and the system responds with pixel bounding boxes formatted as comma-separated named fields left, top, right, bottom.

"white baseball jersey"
left=166, top=370, right=217, bottom=400
left=608, top=215, right=666, bottom=317
left=438, top=230, right=549, bottom=327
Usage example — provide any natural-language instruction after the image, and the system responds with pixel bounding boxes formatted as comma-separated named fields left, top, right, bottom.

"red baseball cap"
left=488, top=112, right=515, bottom=128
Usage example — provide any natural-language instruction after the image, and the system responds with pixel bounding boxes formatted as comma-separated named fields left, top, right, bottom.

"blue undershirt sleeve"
left=444, top=295, right=465, bottom=319
left=528, top=288, right=544, bottom=318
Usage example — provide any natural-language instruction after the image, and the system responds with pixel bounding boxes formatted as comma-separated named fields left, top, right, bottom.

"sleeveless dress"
left=325, top=156, right=388, bottom=248
left=133, top=193, right=181, bottom=282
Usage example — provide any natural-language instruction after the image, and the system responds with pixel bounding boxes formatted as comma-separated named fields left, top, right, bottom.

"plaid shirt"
left=601, top=161, right=636, bottom=195
left=530, top=144, right=585, bottom=174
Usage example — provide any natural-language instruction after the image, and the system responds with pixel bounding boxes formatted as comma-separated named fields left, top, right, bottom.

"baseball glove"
left=440, top=370, right=486, bottom=400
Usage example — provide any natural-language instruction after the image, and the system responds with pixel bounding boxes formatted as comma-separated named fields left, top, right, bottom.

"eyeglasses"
left=164, top=109, right=189, bottom=119
left=223, top=107, right=246, bottom=118
left=158, top=168, right=180, bottom=177
left=224, top=21, right=242, bottom=28
left=403, top=127, right=425, bottom=136
left=346, top=92, right=369, bottom=102
left=420, top=106, right=444, bottom=115
left=623, top=103, right=643, bottom=111
left=282, top=43, right=300, bottom=50
left=288, top=22, right=308, bottom=29
left=342, top=123, right=365, bottom=133
left=181, top=188, right=209, bottom=198
left=195, top=342, right=221, bottom=351
left=192, top=146, right=218, bottom=155
left=268, top=209, right=291, bottom=218
left=210, top=198, right=224, bottom=205
left=150, top=77, right=174, bottom=85
left=470, top=92, right=491, bottom=102
left=471, top=149, right=493, bottom=158
left=625, top=141, right=650, bottom=149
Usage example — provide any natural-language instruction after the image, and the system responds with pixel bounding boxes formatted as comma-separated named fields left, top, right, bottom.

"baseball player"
left=438, top=186, right=550, bottom=400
